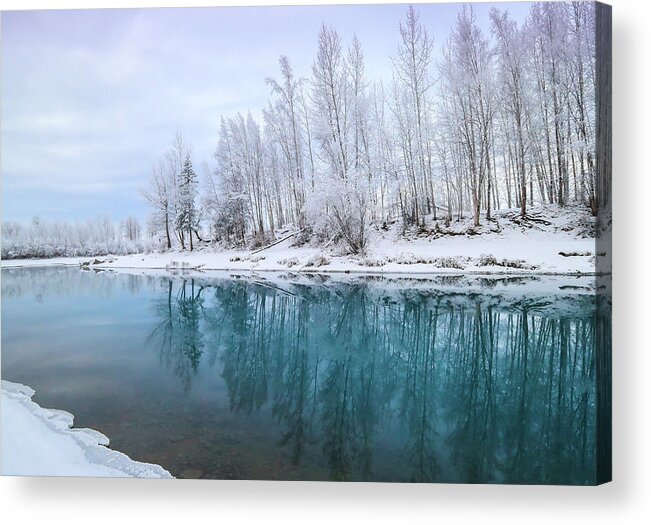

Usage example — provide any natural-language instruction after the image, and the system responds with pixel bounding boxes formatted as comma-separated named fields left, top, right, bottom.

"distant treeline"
left=1, top=216, right=152, bottom=259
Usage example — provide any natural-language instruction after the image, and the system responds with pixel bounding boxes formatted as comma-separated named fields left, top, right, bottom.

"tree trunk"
left=164, top=214, right=172, bottom=250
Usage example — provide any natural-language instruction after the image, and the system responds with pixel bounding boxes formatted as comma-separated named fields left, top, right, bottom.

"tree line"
left=1, top=215, right=150, bottom=259
left=145, top=2, right=598, bottom=254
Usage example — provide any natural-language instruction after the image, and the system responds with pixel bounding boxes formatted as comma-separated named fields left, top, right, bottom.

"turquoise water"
left=1, top=267, right=606, bottom=483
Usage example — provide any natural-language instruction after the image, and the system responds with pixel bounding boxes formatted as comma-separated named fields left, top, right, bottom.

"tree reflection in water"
left=147, top=276, right=603, bottom=484
left=147, top=279, right=205, bottom=392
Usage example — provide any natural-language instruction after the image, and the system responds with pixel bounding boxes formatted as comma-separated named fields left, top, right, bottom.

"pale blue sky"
left=1, top=2, right=531, bottom=223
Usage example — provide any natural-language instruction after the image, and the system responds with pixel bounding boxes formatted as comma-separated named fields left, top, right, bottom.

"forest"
left=1, top=3, right=601, bottom=260
left=143, top=2, right=600, bottom=255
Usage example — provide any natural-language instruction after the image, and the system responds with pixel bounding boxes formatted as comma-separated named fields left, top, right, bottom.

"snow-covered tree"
left=176, top=154, right=199, bottom=251
left=264, top=55, right=309, bottom=228
left=142, top=158, right=174, bottom=249
left=392, top=5, right=436, bottom=225
left=209, top=117, right=250, bottom=246
left=491, top=8, right=530, bottom=218
left=121, top=216, right=141, bottom=242
left=439, top=6, right=495, bottom=227
left=311, top=24, right=351, bottom=180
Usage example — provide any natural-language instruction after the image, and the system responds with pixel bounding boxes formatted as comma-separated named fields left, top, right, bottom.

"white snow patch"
left=0, top=257, right=86, bottom=268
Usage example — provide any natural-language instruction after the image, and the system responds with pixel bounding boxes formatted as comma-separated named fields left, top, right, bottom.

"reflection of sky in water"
left=1, top=267, right=604, bottom=483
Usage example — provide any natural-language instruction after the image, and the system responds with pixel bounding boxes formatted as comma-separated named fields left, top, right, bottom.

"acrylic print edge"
left=595, top=0, right=612, bottom=486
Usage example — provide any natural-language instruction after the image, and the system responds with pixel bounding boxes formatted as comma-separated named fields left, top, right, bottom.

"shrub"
left=279, top=257, right=300, bottom=268
left=360, top=257, right=386, bottom=267
left=478, top=254, right=498, bottom=266
left=304, top=254, right=330, bottom=268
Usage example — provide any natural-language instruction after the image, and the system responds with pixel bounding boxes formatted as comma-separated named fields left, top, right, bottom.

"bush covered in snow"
left=304, top=254, right=330, bottom=268
left=305, top=170, right=369, bottom=255
left=279, top=257, right=300, bottom=268
left=478, top=253, right=538, bottom=270
left=359, top=256, right=386, bottom=267
left=385, top=253, right=468, bottom=269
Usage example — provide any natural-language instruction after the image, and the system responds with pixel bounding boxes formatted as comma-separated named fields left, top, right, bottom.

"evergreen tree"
left=176, top=154, right=198, bottom=250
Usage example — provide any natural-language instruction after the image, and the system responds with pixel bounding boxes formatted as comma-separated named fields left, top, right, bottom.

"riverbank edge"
left=0, top=380, right=173, bottom=479
left=0, top=256, right=607, bottom=277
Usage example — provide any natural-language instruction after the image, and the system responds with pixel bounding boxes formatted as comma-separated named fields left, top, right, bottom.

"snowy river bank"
left=0, top=205, right=605, bottom=276
left=0, top=230, right=600, bottom=276
left=1, top=380, right=172, bottom=478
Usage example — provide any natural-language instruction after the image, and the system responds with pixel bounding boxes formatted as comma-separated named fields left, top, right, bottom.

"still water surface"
left=2, top=267, right=604, bottom=483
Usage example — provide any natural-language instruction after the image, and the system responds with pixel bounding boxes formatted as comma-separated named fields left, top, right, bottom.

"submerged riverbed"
left=1, top=267, right=609, bottom=484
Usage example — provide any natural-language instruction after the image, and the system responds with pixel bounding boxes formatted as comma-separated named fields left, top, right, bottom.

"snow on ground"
left=98, top=205, right=600, bottom=275
left=1, top=256, right=85, bottom=268
left=1, top=380, right=172, bottom=478
left=1, top=205, right=602, bottom=276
